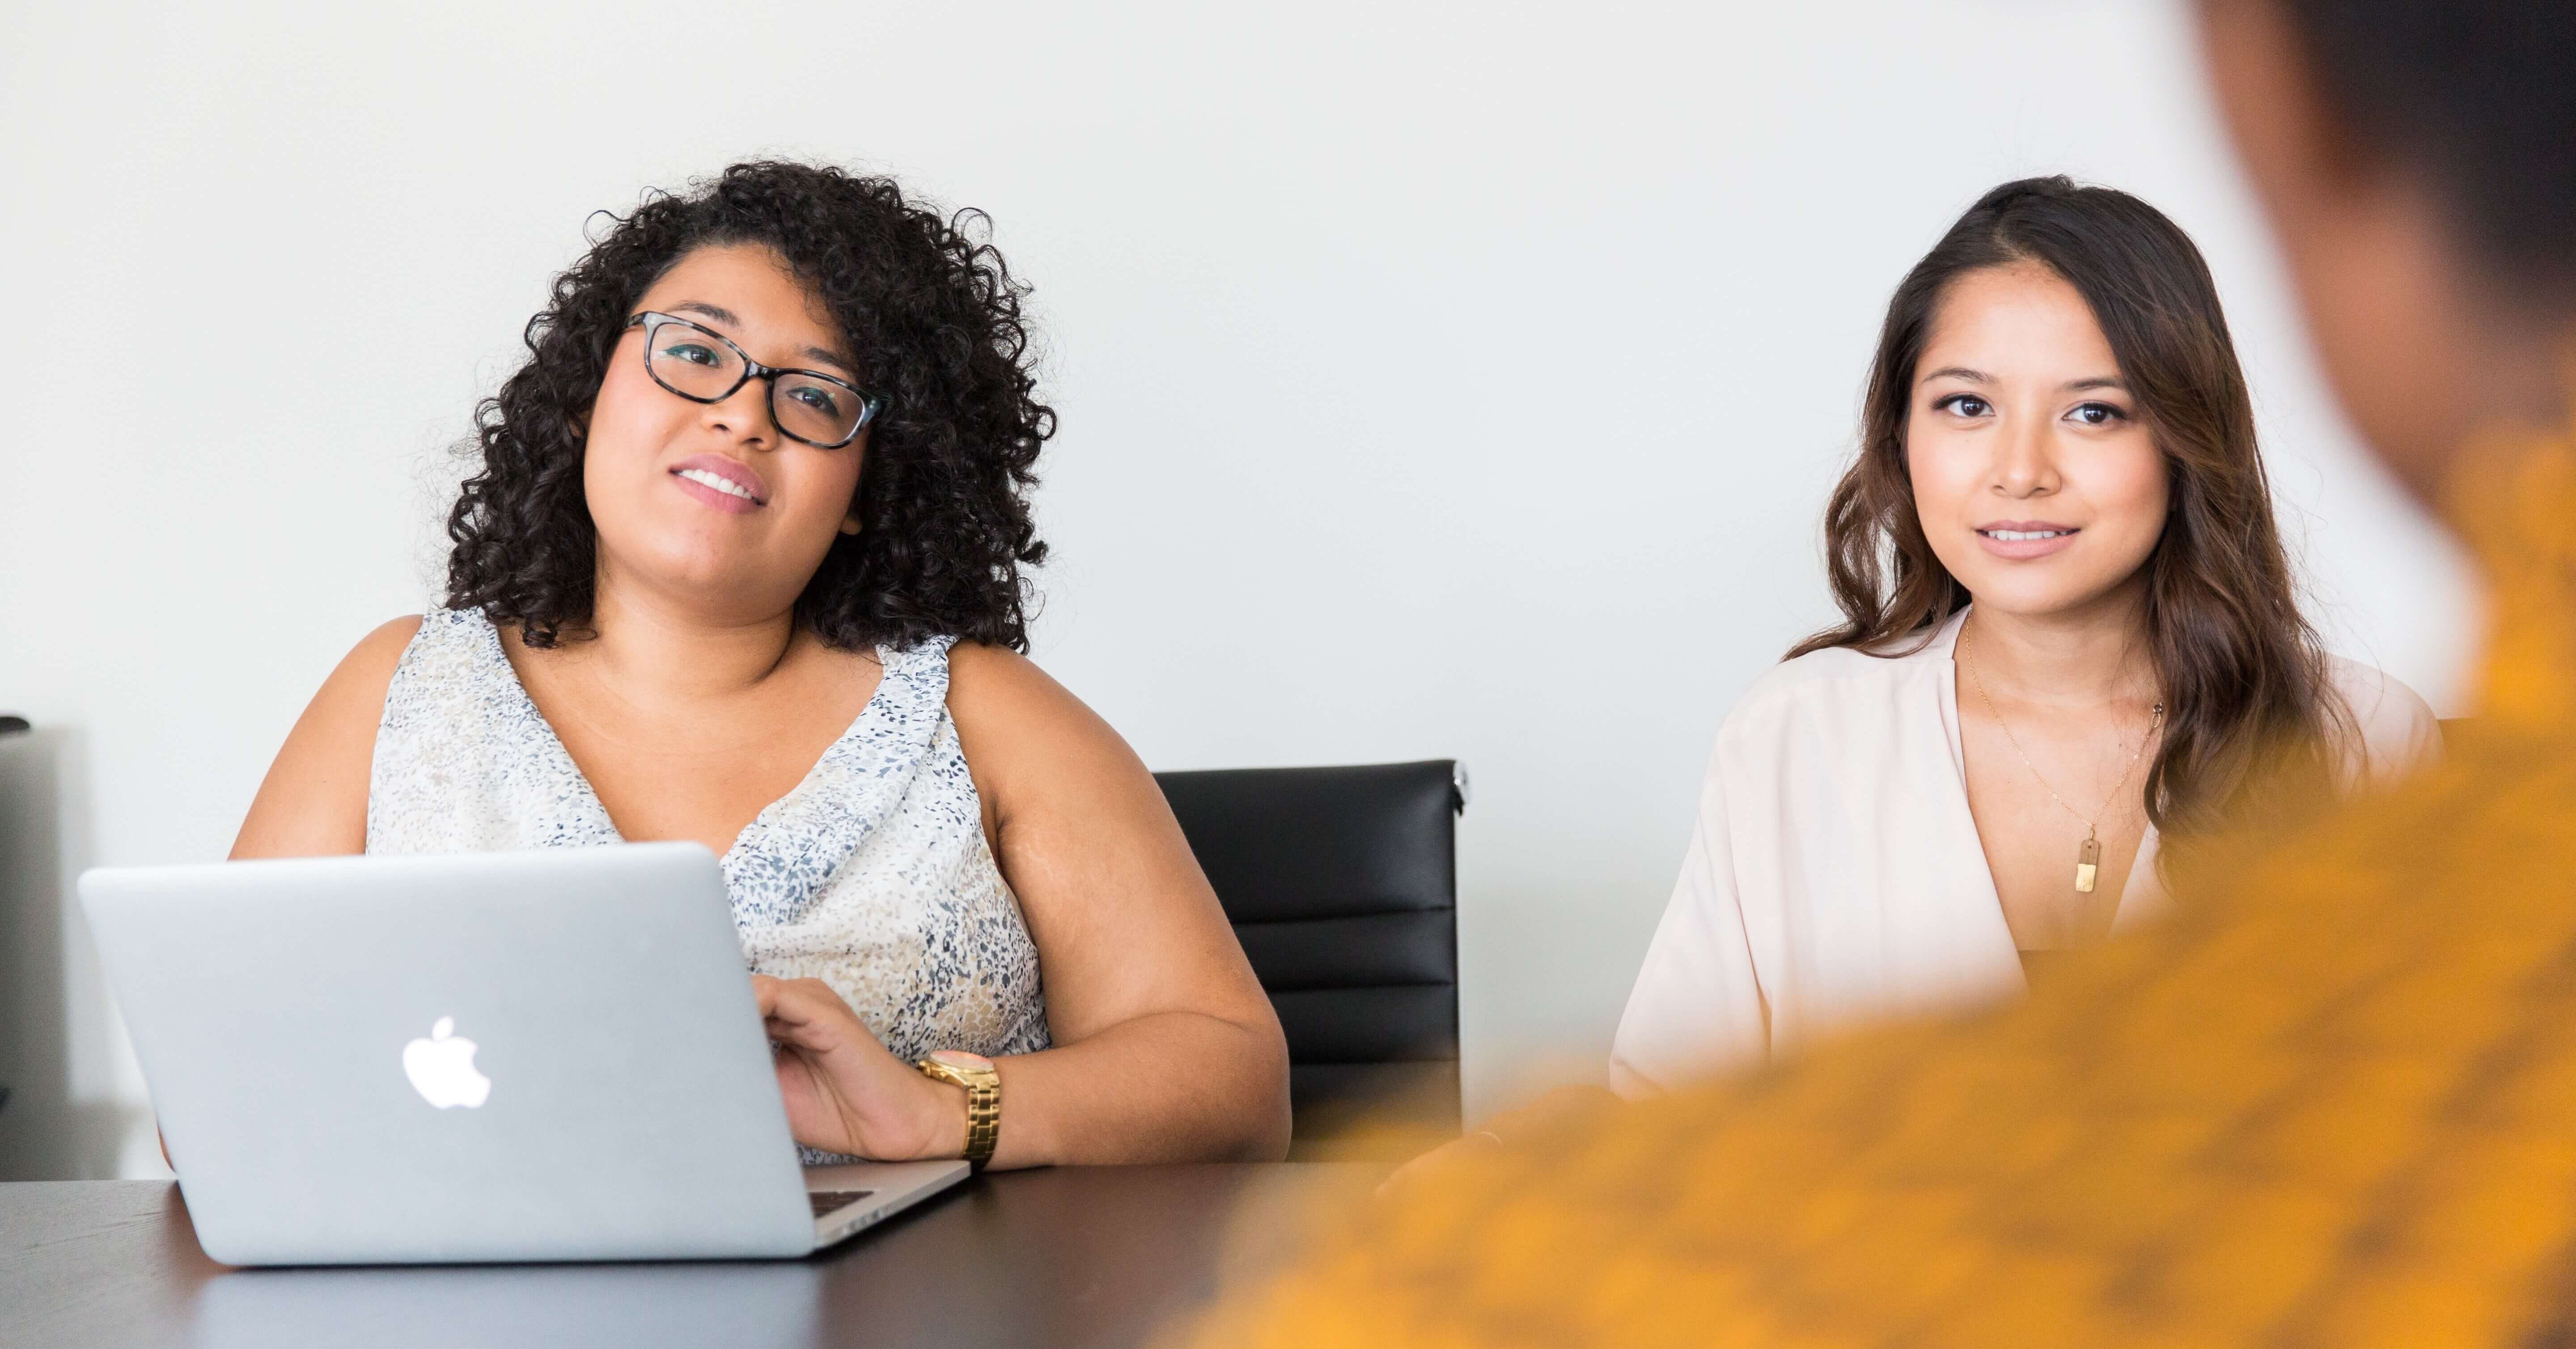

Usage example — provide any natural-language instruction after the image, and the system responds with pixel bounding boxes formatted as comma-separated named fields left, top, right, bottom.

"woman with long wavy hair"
left=227, top=161, right=1290, bottom=1167
left=1607, top=176, right=2440, bottom=1095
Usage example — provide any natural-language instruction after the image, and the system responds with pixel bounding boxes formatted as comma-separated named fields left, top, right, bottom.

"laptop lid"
left=80, top=843, right=818, bottom=1264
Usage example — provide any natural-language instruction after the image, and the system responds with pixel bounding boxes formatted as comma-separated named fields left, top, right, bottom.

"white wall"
left=0, top=0, right=2475, bottom=1176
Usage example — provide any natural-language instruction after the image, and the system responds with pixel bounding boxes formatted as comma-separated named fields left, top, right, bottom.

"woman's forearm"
left=986, top=1010, right=1292, bottom=1167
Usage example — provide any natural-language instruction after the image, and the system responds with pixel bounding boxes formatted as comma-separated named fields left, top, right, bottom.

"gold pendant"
left=2075, top=836, right=2101, bottom=894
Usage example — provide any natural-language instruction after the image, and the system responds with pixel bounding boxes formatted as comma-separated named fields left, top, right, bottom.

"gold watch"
left=915, top=1049, right=1001, bottom=1168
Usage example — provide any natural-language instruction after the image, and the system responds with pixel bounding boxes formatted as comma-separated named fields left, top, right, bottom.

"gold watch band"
left=915, top=1054, right=1002, bottom=1167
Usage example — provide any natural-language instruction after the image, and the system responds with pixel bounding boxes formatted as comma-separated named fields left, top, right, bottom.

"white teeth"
left=1984, top=529, right=2068, bottom=542
left=678, top=468, right=756, bottom=501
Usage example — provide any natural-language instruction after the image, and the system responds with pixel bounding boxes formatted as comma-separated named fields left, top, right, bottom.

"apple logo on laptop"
left=402, top=1016, right=492, bottom=1109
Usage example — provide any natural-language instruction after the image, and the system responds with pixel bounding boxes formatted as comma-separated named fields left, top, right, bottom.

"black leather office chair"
left=0, top=715, right=19, bottom=1121
left=1153, top=759, right=1465, bottom=1159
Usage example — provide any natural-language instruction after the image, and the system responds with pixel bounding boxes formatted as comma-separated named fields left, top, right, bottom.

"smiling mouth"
left=1979, top=527, right=2077, bottom=542
left=674, top=467, right=763, bottom=505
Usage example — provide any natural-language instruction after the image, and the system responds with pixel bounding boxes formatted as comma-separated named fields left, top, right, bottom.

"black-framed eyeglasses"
left=624, top=312, right=883, bottom=449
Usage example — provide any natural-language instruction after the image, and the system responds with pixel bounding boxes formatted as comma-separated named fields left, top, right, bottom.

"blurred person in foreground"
left=1179, top=1, right=2576, bottom=1343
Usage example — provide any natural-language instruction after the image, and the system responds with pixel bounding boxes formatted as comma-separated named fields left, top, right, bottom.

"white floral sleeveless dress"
left=366, top=610, right=1052, bottom=1136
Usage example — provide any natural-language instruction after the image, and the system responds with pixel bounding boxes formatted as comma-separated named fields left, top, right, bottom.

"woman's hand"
left=751, top=975, right=966, bottom=1161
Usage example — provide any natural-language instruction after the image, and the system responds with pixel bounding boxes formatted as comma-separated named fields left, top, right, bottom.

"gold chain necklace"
left=1960, top=625, right=2166, bottom=895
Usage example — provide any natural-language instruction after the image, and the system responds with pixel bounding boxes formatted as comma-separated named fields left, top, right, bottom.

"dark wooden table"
left=1, top=1164, right=1375, bottom=1348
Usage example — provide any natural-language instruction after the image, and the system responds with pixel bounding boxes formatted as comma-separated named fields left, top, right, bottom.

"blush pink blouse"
left=1608, top=610, right=2442, bottom=1097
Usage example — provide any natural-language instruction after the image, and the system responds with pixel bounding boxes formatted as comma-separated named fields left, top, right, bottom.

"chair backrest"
left=1152, top=759, right=1464, bottom=1158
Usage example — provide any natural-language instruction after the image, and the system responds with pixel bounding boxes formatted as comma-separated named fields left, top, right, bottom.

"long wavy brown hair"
left=1790, top=177, right=2351, bottom=840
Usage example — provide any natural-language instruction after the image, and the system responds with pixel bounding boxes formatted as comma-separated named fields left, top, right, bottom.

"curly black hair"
left=445, top=160, right=1053, bottom=651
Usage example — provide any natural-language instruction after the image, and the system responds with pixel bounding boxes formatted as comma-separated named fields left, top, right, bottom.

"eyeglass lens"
left=642, top=320, right=868, bottom=446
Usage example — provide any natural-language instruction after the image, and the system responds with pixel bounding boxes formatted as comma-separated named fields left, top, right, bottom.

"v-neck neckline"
left=471, top=614, right=898, bottom=871
left=1932, top=607, right=2163, bottom=972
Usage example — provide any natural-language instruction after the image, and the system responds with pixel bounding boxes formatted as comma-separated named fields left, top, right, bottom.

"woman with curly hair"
left=228, top=161, right=1292, bottom=1167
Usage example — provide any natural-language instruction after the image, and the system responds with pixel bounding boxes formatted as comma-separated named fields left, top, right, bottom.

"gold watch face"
left=927, top=1049, right=993, bottom=1072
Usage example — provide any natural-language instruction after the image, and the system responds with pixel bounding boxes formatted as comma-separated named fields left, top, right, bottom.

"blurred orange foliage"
left=1175, top=422, right=2576, bottom=1348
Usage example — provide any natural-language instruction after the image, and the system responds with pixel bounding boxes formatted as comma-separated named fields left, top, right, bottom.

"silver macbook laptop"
left=79, top=842, right=969, bottom=1265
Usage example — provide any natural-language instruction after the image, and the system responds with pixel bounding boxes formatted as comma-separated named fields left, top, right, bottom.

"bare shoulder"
left=312, top=616, right=428, bottom=727
left=349, top=614, right=428, bottom=679
left=944, top=642, right=1155, bottom=806
left=230, top=615, right=425, bottom=859
left=945, top=642, right=1118, bottom=741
